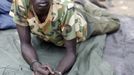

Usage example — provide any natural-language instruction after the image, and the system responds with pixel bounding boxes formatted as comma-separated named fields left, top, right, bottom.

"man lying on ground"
left=11, top=0, right=120, bottom=75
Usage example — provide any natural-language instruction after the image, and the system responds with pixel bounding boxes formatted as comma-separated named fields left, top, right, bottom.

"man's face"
left=31, top=0, right=50, bottom=13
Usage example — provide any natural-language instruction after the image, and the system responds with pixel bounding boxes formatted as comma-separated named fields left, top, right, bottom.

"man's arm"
left=17, top=25, right=38, bottom=65
left=16, top=25, right=53, bottom=75
left=55, top=38, right=77, bottom=75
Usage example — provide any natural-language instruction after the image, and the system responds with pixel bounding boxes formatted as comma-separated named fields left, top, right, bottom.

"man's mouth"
left=38, top=2, right=49, bottom=7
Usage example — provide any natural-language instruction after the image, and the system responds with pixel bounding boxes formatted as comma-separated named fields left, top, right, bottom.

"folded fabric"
left=0, top=14, right=16, bottom=29
left=7, top=0, right=12, bottom=3
left=0, top=0, right=12, bottom=14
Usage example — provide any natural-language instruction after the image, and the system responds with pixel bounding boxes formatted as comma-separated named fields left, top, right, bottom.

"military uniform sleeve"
left=61, top=7, right=76, bottom=40
left=61, top=9, right=87, bottom=41
left=11, top=0, right=29, bottom=26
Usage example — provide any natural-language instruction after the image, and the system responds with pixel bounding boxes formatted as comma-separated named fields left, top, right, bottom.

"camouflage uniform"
left=12, top=0, right=88, bottom=46
left=11, top=0, right=120, bottom=46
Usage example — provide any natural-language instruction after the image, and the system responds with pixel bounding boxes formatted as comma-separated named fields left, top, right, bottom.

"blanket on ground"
left=0, top=16, right=134, bottom=75
left=0, top=1, right=121, bottom=75
left=0, top=29, right=113, bottom=75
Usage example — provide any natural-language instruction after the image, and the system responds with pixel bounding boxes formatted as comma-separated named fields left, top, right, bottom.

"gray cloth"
left=0, top=16, right=134, bottom=75
left=0, top=30, right=32, bottom=75
left=104, top=16, right=134, bottom=75
left=0, top=29, right=113, bottom=75
left=0, top=1, right=120, bottom=75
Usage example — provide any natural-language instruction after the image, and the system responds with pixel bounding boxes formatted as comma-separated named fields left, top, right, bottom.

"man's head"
left=31, top=0, right=51, bottom=15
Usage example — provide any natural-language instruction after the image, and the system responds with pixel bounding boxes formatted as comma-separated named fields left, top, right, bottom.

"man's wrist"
left=30, top=60, right=41, bottom=71
left=54, top=70, right=62, bottom=75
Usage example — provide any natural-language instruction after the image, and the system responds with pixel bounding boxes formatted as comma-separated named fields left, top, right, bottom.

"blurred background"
left=100, top=0, right=134, bottom=16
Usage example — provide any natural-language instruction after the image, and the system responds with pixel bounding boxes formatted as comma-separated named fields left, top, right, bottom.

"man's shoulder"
left=13, top=0, right=30, bottom=8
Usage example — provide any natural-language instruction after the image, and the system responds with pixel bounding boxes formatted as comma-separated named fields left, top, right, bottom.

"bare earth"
left=103, top=0, right=134, bottom=17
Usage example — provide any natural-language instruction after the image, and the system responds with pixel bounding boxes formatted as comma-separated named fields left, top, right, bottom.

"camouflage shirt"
left=12, top=0, right=87, bottom=46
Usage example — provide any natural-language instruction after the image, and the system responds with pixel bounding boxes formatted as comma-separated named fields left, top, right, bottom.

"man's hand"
left=32, top=62, right=54, bottom=75
left=42, top=64, right=55, bottom=75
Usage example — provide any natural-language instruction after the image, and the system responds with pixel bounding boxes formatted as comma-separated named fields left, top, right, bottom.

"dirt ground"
left=102, top=0, right=134, bottom=17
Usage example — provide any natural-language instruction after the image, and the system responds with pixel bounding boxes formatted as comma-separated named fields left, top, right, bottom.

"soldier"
left=12, top=0, right=120, bottom=75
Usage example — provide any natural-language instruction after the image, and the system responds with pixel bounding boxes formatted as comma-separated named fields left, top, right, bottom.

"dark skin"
left=17, top=0, right=76, bottom=75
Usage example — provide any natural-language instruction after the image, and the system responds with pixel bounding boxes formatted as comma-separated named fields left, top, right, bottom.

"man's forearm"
left=55, top=51, right=76, bottom=74
left=21, top=43, right=39, bottom=65
left=55, top=39, right=77, bottom=74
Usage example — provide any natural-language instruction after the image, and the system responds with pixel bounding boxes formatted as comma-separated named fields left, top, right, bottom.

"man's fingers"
left=34, top=71, right=37, bottom=75
left=46, top=65, right=54, bottom=74
left=37, top=67, right=49, bottom=75
left=34, top=71, right=42, bottom=75
left=42, top=64, right=54, bottom=74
